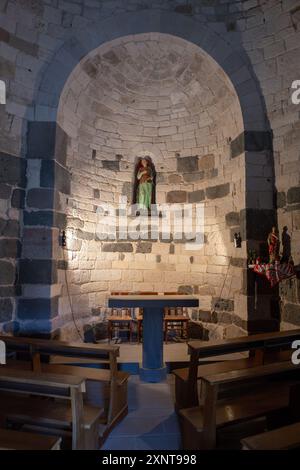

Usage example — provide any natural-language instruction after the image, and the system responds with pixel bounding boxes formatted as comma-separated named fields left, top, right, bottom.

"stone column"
left=231, top=130, right=279, bottom=334
left=16, top=122, right=70, bottom=337
left=0, top=152, right=26, bottom=332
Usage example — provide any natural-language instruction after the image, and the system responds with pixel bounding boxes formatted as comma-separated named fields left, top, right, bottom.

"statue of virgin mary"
left=132, top=157, right=156, bottom=213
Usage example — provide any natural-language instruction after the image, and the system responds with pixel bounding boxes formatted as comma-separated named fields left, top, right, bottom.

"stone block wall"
left=54, top=33, right=248, bottom=339
left=0, top=0, right=299, bottom=339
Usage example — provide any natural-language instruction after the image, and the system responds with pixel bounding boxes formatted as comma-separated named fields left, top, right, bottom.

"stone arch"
left=35, top=10, right=268, bottom=132
left=19, top=11, right=276, bottom=339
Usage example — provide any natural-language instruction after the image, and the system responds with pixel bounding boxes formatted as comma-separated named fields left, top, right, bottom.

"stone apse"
left=0, top=3, right=299, bottom=340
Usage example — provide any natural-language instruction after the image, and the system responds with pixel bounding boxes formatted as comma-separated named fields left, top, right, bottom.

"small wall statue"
left=132, top=157, right=156, bottom=213
left=281, top=226, right=291, bottom=263
left=267, top=226, right=280, bottom=263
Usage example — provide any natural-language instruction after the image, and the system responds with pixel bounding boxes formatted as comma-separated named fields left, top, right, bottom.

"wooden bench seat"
left=5, top=359, right=128, bottom=432
left=174, top=350, right=292, bottom=382
left=0, top=367, right=103, bottom=450
left=0, top=428, right=62, bottom=450
left=0, top=335, right=130, bottom=441
left=180, top=383, right=290, bottom=432
left=42, top=363, right=129, bottom=385
left=241, top=422, right=300, bottom=450
left=179, top=360, right=300, bottom=450
left=0, top=394, right=102, bottom=431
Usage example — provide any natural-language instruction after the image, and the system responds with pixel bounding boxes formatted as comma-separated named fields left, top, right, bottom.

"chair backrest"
left=164, top=292, right=184, bottom=295
left=163, top=294, right=187, bottom=316
left=164, top=306, right=188, bottom=317
left=138, top=292, right=159, bottom=295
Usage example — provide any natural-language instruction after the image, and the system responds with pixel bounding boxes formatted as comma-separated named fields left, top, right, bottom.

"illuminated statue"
left=133, top=157, right=156, bottom=213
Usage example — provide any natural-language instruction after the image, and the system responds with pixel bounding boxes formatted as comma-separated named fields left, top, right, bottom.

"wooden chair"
left=0, top=429, right=62, bottom=450
left=0, top=335, right=130, bottom=444
left=241, top=421, right=300, bottom=450
left=163, top=292, right=189, bottom=343
left=0, top=367, right=102, bottom=450
left=179, top=360, right=300, bottom=450
left=173, top=329, right=300, bottom=411
left=108, top=292, right=134, bottom=343
left=107, top=308, right=134, bottom=343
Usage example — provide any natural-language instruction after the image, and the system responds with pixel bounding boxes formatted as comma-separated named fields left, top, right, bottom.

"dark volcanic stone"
left=183, top=172, right=204, bottom=182
left=206, top=183, right=230, bottom=199
left=0, top=184, right=11, bottom=199
left=287, top=186, right=300, bottom=205
left=0, top=239, right=21, bottom=258
left=277, top=192, right=286, bottom=208
left=174, top=4, right=193, bottom=14
left=40, top=160, right=71, bottom=195
left=240, top=208, right=276, bottom=240
left=27, top=188, right=57, bottom=210
left=0, top=152, right=27, bottom=187
left=102, top=160, right=120, bottom=171
left=178, top=285, right=193, bottom=294
left=166, top=191, right=187, bottom=203
left=19, top=259, right=57, bottom=284
left=231, top=131, right=272, bottom=158
left=27, top=121, right=56, bottom=159
left=0, top=260, right=15, bottom=284
left=177, top=156, right=198, bottom=173
left=102, top=242, right=133, bottom=253
left=9, top=35, right=38, bottom=57
left=230, top=257, right=247, bottom=268
left=17, top=297, right=59, bottom=320
left=11, top=188, right=25, bottom=209
left=136, top=242, right=152, bottom=253
left=23, top=210, right=66, bottom=228
left=212, top=298, right=234, bottom=312
left=225, top=211, right=240, bottom=226
left=0, top=219, right=19, bottom=237
left=188, top=189, right=205, bottom=203
left=282, top=303, right=300, bottom=326
left=0, top=298, right=13, bottom=322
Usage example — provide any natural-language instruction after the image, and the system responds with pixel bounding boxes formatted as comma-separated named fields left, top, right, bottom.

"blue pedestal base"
left=139, top=363, right=167, bottom=383
left=108, top=295, right=199, bottom=384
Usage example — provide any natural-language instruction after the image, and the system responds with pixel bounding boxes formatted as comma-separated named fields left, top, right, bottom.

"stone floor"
left=53, top=342, right=248, bottom=450
left=101, top=374, right=181, bottom=450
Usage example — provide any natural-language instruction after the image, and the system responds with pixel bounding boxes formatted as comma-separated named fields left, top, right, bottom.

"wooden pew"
left=0, top=367, right=102, bottom=450
left=173, top=329, right=300, bottom=410
left=0, top=429, right=62, bottom=450
left=179, top=360, right=300, bottom=450
left=241, top=422, right=300, bottom=450
left=0, top=335, right=129, bottom=441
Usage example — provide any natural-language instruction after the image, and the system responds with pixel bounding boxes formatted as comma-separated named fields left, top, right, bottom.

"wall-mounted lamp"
left=61, top=230, right=67, bottom=248
left=233, top=232, right=242, bottom=248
